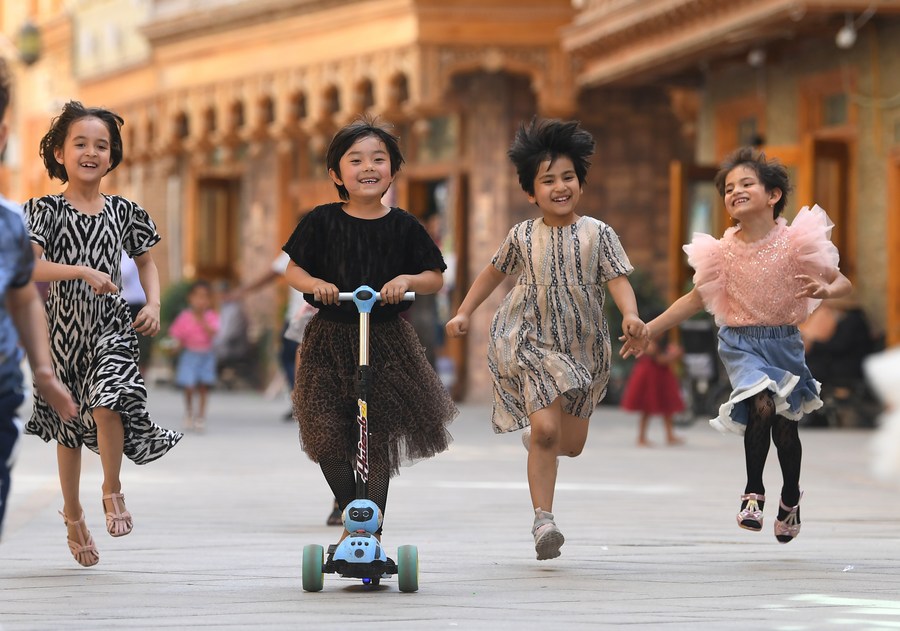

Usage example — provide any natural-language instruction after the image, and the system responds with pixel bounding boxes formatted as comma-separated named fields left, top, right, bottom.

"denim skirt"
left=711, top=325, right=822, bottom=435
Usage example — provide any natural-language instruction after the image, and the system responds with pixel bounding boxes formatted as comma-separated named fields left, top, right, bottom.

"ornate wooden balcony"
left=564, top=0, right=900, bottom=87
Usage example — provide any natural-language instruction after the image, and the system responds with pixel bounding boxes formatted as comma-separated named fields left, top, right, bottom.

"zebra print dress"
left=23, top=194, right=182, bottom=464
left=488, top=216, right=633, bottom=434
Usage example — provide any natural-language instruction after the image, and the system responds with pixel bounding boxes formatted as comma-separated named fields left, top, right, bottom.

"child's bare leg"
left=197, top=385, right=208, bottom=418
left=58, top=443, right=84, bottom=523
left=528, top=398, right=573, bottom=560
left=664, top=415, right=683, bottom=445
left=637, top=413, right=651, bottom=446
left=527, top=398, right=563, bottom=512
left=558, top=413, right=588, bottom=457
left=183, top=387, right=194, bottom=429
left=94, top=407, right=125, bottom=499
left=95, top=406, right=133, bottom=536
left=57, top=443, right=99, bottom=564
left=195, top=385, right=208, bottom=429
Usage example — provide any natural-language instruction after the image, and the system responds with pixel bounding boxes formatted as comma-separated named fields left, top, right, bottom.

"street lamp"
left=16, top=20, right=41, bottom=66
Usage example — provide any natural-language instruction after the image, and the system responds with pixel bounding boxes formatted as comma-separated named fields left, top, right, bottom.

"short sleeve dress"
left=683, top=205, right=841, bottom=434
left=24, top=194, right=182, bottom=464
left=488, top=216, right=633, bottom=433
left=283, top=203, right=457, bottom=476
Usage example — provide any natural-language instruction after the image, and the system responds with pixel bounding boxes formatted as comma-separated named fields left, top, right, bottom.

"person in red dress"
left=621, top=331, right=685, bottom=447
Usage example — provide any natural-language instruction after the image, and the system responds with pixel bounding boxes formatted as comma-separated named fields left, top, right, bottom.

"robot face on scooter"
left=343, top=499, right=383, bottom=533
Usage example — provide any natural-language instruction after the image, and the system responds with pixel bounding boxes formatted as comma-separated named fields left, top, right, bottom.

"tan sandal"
left=59, top=510, right=99, bottom=567
left=103, top=492, right=133, bottom=537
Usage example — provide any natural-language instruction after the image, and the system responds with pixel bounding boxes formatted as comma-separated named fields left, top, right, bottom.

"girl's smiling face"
left=329, top=134, right=394, bottom=203
left=723, top=165, right=781, bottom=222
left=53, top=116, right=113, bottom=184
left=528, top=155, right=582, bottom=226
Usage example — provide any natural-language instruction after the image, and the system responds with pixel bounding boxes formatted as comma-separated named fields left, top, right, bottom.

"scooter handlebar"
left=337, top=290, right=416, bottom=302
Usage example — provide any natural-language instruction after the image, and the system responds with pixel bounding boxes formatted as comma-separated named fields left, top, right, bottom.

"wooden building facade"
left=43, top=2, right=897, bottom=398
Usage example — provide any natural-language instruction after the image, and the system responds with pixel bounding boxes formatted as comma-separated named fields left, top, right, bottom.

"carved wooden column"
left=455, top=70, right=538, bottom=401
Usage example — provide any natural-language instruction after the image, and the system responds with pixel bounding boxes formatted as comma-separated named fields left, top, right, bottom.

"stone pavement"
left=1, top=386, right=899, bottom=630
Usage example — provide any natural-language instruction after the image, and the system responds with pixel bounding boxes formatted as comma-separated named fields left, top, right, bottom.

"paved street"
left=1, top=385, right=899, bottom=630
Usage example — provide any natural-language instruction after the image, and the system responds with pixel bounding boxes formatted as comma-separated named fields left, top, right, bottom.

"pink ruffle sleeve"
left=683, top=233, right=729, bottom=323
left=789, top=204, right=841, bottom=318
left=789, top=204, right=840, bottom=274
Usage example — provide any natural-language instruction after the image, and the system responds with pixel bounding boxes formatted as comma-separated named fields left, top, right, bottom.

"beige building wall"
left=73, top=0, right=152, bottom=79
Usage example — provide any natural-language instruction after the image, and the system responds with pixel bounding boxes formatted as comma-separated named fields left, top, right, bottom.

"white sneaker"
left=532, top=507, right=564, bottom=560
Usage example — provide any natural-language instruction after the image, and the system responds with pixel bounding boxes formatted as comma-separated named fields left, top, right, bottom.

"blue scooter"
left=302, top=286, right=419, bottom=593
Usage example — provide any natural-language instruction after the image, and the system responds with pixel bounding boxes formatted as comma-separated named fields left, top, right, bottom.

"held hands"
left=619, top=316, right=651, bottom=359
left=622, top=314, right=647, bottom=341
left=133, top=304, right=161, bottom=337
left=33, top=367, right=77, bottom=421
left=80, top=266, right=117, bottom=295
left=445, top=313, right=470, bottom=338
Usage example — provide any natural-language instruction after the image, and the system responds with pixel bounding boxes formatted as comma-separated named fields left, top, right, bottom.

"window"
left=418, top=116, right=459, bottom=164
left=823, top=93, right=848, bottom=127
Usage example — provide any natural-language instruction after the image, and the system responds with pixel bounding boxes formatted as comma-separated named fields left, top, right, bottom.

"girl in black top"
left=283, top=117, right=457, bottom=536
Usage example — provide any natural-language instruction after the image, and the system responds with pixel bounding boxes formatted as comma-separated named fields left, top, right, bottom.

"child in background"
left=446, top=118, right=646, bottom=560
left=169, top=280, right=219, bottom=432
left=24, top=101, right=182, bottom=567
left=120, top=252, right=152, bottom=375
left=283, top=116, right=457, bottom=545
left=622, top=147, right=852, bottom=544
left=620, top=330, right=685, bottom=446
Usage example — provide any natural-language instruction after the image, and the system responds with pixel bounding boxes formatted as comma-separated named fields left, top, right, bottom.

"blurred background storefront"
left=1, top=0, right=897, bottom=401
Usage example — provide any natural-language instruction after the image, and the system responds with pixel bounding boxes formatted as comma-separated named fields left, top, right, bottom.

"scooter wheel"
left=397, top=544, right=418, bottom=593
left=302, top=544, right=324, bottom=592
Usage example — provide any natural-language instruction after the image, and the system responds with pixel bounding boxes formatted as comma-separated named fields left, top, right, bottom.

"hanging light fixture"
left=16, top=20, right=42, bottom=66
left=836, top=3, right=877, bottom=50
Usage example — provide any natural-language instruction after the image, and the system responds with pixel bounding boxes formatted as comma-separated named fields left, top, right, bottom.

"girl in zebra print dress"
left=23, top=101, right=183, bottom=567
left=446, top=118, right=647, bottom=561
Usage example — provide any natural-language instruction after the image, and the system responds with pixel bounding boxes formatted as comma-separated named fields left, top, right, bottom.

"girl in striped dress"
left=446, top=118, right=646, bottom=560
left=24, top=101, right=182, bottom=567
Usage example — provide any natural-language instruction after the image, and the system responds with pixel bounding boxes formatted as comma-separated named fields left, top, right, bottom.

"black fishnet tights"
left=319, top=457, right=390, bottom=523
left=742, top=391, right=802, bottom=518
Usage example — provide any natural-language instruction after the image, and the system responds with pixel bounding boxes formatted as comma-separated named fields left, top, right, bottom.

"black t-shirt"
left=283, top=202, right=446, bottom=323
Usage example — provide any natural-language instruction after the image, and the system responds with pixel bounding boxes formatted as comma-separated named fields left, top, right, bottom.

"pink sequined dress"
left=683, top=205, right=841, bottom=434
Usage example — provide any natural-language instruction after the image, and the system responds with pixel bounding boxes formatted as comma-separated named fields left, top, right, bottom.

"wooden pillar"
left=456, top=71, right=536, bottom=401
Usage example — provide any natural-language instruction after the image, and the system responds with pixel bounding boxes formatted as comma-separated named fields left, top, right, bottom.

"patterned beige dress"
left=488, top=216, right=633, bottom=433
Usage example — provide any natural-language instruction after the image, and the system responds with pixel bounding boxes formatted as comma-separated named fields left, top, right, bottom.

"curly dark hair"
left=325, top=115, right=405, bottom=201
left=39, top=101, right=125, bottom=182
left=507, top=117, right=595, bottom=196
left=714, top=146, right=791, bottom=218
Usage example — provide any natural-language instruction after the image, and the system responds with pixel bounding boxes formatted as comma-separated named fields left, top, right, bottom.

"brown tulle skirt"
left=292, top=314, right=457, bottom=476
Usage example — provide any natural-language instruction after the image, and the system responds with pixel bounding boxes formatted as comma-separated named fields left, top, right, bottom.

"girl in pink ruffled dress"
left=622, top=147, right=852, bottom=544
